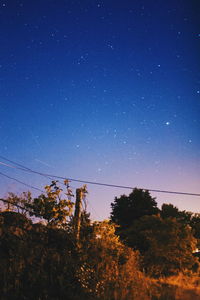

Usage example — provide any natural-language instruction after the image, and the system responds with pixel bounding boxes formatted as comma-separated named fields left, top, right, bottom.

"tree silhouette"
left=27, top=181, right=74, bottom=227
left=161, top=204, right=200, bottom=249
left=124, top=215, right=199, bottom=277
left=160, top=203, right=180, bottom=219
left=110, top=188, right=159, bottom=229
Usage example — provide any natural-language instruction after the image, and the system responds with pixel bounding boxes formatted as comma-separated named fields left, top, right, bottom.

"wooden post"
left=74, top=188, right=82, bottom=243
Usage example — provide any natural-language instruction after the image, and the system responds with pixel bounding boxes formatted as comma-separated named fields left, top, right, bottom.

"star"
left=165, top=122, right=170, bottom=126
left=108, top=44, right=114, bottom=50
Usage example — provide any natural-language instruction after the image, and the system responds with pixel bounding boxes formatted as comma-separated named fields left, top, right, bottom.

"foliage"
left=2, top=181, right=75, bottom=228
left=78, top=220, right=152, bottom=300
left=110, top=191, right=200, bottom=277
left=0, top=211, right=91, bottom=300
left=0, top=210, right=153, bottom=300
left=1, top=185, right=200, bottom=299
left=160, top=203, right=180, bottom=219
left=161, top=203, right=192, bottom=224
left=190, top=214, right=200, bottom=248
left=161, top=203, right=200, bottom=249
left=153, top=273, right=200, bottom=300
left=123, top=215, right=199, bottom=277
left=27, top=180, right=74, bottom=227
left=110, top=188, right=159, bottom=229
left=3, top=191, right=32, bottom=216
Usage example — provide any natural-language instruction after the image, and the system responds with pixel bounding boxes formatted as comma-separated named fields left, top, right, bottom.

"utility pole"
left=74, top=188, right=82, bottom=244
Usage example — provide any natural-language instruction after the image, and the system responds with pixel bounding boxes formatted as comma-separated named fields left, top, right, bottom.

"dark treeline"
left=111, top=189, right=200, bottom=277
left=0, top=182, right=200, bottom=299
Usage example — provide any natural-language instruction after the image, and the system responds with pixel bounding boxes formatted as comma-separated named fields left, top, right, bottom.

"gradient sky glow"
left=0, top=0, right=200, bottom=220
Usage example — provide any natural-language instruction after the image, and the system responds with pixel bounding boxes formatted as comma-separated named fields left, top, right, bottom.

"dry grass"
left=149, top=273, right=200, bottom=300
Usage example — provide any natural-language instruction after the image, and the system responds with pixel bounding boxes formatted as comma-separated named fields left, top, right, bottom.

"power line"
left=0, top=198, right=32, bottom=214
left=0, top=156, right=72, bottom=189
left=0, top=155, right=200, bottom=197
left=0, top=171, right=44, bottom=192
left=0, top=156, right=32, bottom=170
left=0, top=160, right=74, bottom=193
left=0, top=197, right=77, bottom=247
left=0, top=157, right=54, bottom=180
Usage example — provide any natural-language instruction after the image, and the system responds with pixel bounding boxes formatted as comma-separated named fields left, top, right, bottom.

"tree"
left=161, top=203, right=192, bottom=224
left=110, top=188, right=159, bottom=229
left=0, top=211, right=91, bottom=300
left=124, top=215, right=199, bottom=277
left=161, top=204, right=200, bottom=249
left=3, top=191, right=32, bottom=216
left=28, top=180, right=74, bottom=227
left=161, top=203, right=180, bottom=219
left=0, top=212, right=152, bottom=300
left=189, top=213, right=200, bottom=249
left=110, top=193, right=199, bottom=277
left=78, top=220, right=151, bottom=300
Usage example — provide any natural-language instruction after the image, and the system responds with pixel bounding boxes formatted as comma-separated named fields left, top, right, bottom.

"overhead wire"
left=0, top=156, right=73, bottom=189
left=0, top=198, right=34, bottom=215
left=0, top=197, right=77, bottom=246
left=0, top=155, right=200, bottom=197
left=0, top=157, right=54, bottom=180
left=0, top=171, right=44, bottom=192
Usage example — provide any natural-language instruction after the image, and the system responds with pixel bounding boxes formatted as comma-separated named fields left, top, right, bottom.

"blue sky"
left=0, top=0, right=200, bottom=219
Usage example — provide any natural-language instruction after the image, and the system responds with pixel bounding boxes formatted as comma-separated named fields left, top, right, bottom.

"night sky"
left=0, top=0, right=200, bottom=220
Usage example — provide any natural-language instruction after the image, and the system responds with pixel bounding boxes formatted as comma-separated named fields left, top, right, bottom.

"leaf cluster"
left=110, top=188, right=200, bottom=277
